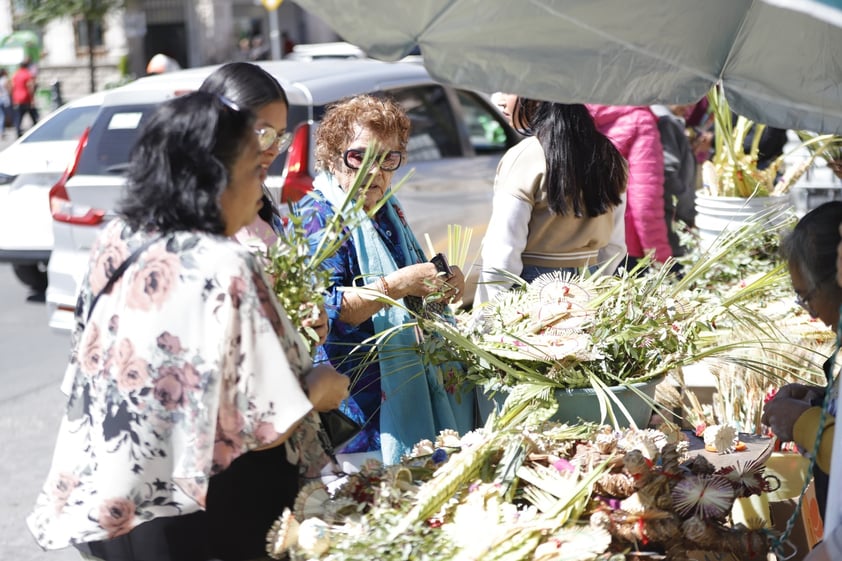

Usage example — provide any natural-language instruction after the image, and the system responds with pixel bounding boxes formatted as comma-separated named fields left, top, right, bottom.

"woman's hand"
left=305, top=364, right=350, bottom=412
left=391, top=262, right=466, bottom=302
left=761, top=383, right=822, bottom=442
left=301, top=303, right=329, bottom=346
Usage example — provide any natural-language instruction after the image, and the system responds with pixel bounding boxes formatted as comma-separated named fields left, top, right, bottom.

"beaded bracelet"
left=378, top=276, right=391, bottom=303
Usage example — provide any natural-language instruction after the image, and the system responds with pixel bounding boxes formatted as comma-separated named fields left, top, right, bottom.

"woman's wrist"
left=378, top=275, right=393, bottom=306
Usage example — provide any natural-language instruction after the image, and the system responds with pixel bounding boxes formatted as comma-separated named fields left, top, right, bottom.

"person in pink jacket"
left=587, top=105, right=670, bottom=269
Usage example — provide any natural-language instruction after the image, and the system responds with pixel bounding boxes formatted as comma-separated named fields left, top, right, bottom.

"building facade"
left=0, top=0, right=339, bottom=103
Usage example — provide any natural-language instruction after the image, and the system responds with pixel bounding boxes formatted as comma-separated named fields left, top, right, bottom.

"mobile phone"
left=430, top=252, right=453, bottom=277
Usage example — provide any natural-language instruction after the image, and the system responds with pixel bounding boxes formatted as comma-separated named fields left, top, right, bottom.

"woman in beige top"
left=475, top=96, right=627, bottom=304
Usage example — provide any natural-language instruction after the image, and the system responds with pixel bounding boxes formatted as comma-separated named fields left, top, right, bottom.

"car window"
left=388, top=85, right=461, bottom=161
left=76, top=104, right=159, bottom=175
left=454, top=90, right=511, bottom=154
left=21, top=105, right=100, bottom=143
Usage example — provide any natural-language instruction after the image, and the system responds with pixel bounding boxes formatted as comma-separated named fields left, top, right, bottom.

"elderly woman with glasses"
left=762, top=201, right=842, bottom=524
left=293, top=94, right=475, bottom=465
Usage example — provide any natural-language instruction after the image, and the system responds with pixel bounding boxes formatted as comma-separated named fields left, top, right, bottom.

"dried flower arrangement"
left=426, top=213, right=812, bottom=411
left=266, top=402, right=779, bottom=561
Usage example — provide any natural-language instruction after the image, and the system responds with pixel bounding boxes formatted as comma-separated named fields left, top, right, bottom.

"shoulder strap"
left=87, top=235, right=163, bottom=322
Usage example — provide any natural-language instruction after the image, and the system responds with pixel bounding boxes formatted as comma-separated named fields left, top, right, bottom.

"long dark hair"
left=118, top=91, right=255, bottom=234
left=199, top=62, right=288, bottom=111
left=780, top=201, right=842, bottom=288
left=513, top=99, right=626, bottom=217
left=200, top=62, right=288, bottom=225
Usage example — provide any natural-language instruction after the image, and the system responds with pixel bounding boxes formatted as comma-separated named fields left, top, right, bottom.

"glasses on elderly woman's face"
left=255, top=126, right=292, bottom=153
left=343, top=148, right=403, bottom=172
left=794, top=273, right=835, bottom=316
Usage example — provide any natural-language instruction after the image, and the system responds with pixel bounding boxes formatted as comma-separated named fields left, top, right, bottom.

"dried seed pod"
left=682, top=454, right=715, bottom=476
left=623, top=449, right=651, bottom=478
left=594, top=472, right=636, bottom=497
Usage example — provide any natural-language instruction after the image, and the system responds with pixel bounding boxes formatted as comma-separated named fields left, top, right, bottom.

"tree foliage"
left=17, top=0, right=127, bottom=93
left=18, top=0, right=125, bottom=28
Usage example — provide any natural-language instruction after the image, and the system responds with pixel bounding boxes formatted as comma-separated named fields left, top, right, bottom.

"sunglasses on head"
left=255, top=125, right=293, bottom=153
left=343, top=148, right=403, bottom=172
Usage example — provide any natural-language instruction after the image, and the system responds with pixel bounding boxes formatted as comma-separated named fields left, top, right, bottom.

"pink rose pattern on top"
left=125, top=243, right=181, bottom=311
left=27, top=218, right=318, bottom=550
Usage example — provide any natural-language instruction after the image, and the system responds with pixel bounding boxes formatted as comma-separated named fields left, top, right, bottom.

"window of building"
left=74, top=17, right=105, bottom=51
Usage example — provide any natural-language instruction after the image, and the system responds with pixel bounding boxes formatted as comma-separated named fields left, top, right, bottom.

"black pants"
left=14, top=102, right=38, bottom=136
left=75, top=511, right=212, bottom=561
left=76, top=445, right=299, bottom=561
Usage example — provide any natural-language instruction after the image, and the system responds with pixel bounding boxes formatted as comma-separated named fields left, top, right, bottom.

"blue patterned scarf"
left=313, top=172, right=473, bottom=464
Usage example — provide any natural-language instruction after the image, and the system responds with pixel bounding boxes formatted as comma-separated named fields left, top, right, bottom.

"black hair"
left=199, top=62, right=288, bottom=225
left=117, top=91, right=255, bottom=234
left=780, top=201, right=842, bottom=288
left=513, top=99, right=626, bottom=217
left=199, top=62, right=288, bottom=114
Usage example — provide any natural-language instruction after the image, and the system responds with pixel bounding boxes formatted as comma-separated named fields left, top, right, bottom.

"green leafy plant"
left=702, top=85, right=836, bottom=197
left=421, top=209, right=821, bottom=425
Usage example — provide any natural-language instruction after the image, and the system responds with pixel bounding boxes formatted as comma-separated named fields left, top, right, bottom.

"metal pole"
left=268, top=9, right=281, bottom=60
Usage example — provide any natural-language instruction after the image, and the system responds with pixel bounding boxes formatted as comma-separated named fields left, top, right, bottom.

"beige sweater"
left=476, top=137, right=615, bottom=304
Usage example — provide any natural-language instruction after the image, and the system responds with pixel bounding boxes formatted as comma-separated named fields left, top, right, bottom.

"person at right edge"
left=762, top=202, right=842, bottom=533
left=806, top=207, right=842, bottom=560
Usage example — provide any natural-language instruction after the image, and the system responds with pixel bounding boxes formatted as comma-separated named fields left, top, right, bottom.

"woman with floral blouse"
left=27, top=91, right=348, bottom=561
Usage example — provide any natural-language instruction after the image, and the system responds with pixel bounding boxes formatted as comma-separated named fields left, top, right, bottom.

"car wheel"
left=12, top=262, right=48, bottom=293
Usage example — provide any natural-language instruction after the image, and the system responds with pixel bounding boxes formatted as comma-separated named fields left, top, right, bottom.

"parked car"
left=46, top=59, right=518, bottom=331
left=284, top=41, right=368, bottom=61
left=0, top=93, right=102, bottom=292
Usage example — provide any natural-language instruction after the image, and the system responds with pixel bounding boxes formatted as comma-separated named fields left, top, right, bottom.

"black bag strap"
left=87, top=235, right=163, bottom=322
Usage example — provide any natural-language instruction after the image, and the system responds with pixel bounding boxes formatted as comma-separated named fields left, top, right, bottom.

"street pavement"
left=0, top=120, right=80, bottom=560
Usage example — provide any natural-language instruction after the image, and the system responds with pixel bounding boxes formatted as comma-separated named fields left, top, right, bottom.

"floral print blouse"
left=27, top=218, right=315, bottom=550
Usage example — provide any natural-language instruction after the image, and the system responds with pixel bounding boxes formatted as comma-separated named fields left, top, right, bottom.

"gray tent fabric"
left=294, top=0, right=842, bottom=133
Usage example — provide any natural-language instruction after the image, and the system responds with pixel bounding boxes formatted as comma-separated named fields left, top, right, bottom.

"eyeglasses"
left=794, top=273, right=835, bottom=315
left=795, top=287, right=821, bottom=315
left=255, top=126, right=293, bottom=153
left=343, top=148, right=403, bottom=172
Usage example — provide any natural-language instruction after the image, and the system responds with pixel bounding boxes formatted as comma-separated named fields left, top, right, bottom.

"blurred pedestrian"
left=651, top=104, right=697, bottom=258
left=145, top=53, right=181, bottom=76
left=0, top=68, right=11, bottom=138
left=249, top=35, right=270, bottom=61
left=282, top=31, right=296, bottom=56
left=11, top=58, right=38, bottom=137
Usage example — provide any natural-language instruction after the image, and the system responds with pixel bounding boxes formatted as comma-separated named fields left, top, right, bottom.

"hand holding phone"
left=430, top=252, right=453, bottom=278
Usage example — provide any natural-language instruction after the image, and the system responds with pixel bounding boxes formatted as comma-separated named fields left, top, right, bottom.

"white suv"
left=0, top=93, right=102, bottom=292
left=46, top=59, right=519, bottom=331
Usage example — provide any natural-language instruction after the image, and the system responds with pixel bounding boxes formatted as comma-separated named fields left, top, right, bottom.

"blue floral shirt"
left=295, top=190, right=417, bottom=452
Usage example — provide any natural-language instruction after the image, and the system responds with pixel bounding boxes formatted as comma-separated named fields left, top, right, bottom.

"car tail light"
left=280, top=123, right=314, bottom=203
left=49, top=128, right=106, bottom=226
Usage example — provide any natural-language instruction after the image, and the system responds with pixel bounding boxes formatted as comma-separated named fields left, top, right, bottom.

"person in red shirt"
left=11, top=58, right=38, bottom=138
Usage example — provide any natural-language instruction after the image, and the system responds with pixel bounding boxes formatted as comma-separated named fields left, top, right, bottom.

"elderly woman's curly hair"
left=314, top=94, right=410, bottom=172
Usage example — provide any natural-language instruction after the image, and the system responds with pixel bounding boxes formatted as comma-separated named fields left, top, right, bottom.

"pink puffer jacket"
left=587, top=105, right=670, bottom=263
